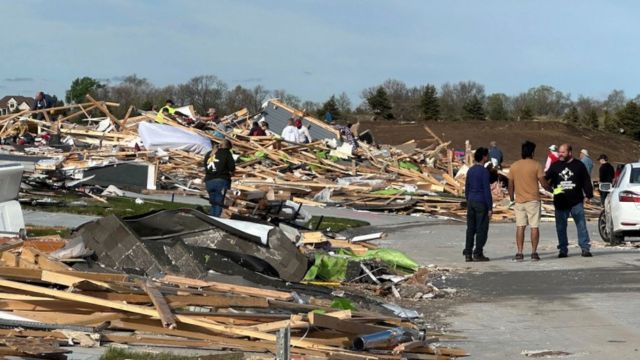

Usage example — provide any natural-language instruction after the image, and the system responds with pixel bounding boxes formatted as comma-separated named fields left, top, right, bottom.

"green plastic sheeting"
left=371, top=188, right=404, bottom=196
left=303, top=255, right=350, bottom=281
left=354, top=249, right=419, bottom=271
left=399, top=161, right=421, bottom=173
left=303, top=248, right=418, bottom=281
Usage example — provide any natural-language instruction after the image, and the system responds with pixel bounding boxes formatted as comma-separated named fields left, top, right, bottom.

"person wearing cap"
left=544, top=144, right=560, bottom=172
left=197, top=108, right=220, bottom=123
left=295, top=118, right=312, bottom=144
left=204, top=139, right=235, bottom=217
left=579, top=149, right=593, bottom=177
left=488, top=141, right=503, bottom=169
left=598, top=154, right=615, bottom=205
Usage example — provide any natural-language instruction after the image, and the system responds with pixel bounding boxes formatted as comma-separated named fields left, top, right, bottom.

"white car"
left=599, top=162, right=640, bottom=244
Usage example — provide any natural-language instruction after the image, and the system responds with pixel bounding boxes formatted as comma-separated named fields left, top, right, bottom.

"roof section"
left=260, top=99, right=339, bottom=140
left=0, top=95, right=35, bottom=108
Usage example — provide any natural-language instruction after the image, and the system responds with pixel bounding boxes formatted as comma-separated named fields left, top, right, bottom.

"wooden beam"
left=138, top=280, right=176, bottom=329
left=160, top=275, right=293, bottom=301
left=0, top=279, right=338, bottom=353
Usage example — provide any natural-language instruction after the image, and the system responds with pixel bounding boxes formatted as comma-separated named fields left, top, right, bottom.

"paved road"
left=362, top=219, right=640, bottom=360
left=21, top=205, right=640, bottom=359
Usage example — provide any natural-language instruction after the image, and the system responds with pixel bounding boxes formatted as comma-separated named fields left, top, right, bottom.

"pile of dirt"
left=363, top=120, right=640, bottom=173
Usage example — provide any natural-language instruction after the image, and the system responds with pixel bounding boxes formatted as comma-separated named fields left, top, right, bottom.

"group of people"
left=465, top=140, right=616, bottom=262
left=281, top=117, right=312, bottom=143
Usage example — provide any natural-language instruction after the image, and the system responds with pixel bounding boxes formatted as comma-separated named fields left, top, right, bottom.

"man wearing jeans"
left=464, top=147, right=492, bottom=262
left=204, top=139, right=235, bottom=217
left=545, top=144, right=594, bottom=257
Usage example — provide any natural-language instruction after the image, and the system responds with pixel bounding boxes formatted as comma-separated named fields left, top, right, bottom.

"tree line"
left=65, top=75, right=640, bottom=141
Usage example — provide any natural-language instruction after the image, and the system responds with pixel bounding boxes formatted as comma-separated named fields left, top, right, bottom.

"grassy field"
left=25, top=194, right=206, bottom=217
left=306, top=216, right=369, bottom=232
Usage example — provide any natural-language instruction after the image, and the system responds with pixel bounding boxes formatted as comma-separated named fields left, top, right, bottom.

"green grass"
left=26, top=226, right=71, bottom=238
left=100, top=348, right=200, bottom=360
left=25, top=194, right=207, bottom=217
left=305, top=216, right=369, bottom=233
left=100, top=348, right=245, bottom=360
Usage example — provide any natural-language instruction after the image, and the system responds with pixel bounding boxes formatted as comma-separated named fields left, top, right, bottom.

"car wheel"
left=598, top=210, right=610, bottom=242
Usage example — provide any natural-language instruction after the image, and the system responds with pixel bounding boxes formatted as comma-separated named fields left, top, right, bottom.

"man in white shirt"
left=281, top=118, right=300, bottom=143
left=295, top=118, right=312, bottom=143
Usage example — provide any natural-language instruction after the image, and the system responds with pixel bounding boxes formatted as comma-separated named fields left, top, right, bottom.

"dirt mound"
left=363, top=120, right=640, bottom=172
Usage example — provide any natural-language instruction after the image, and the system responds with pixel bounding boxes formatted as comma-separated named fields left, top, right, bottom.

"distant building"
left=0, top=95, right=35, bottom=116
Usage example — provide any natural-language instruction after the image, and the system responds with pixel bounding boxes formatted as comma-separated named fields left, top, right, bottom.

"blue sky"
left=1, top=0, right=639, bottom=105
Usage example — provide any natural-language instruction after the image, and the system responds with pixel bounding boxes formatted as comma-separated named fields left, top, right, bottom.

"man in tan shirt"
left=508, top=141, right=550, bottom=261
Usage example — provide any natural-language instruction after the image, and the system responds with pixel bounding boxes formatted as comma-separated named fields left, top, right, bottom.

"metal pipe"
left=352, top=327, right=423, bottom=351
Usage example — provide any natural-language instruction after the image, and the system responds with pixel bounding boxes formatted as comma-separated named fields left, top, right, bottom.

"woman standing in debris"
left=464, top=147, right=492, bottom=262
left=204, top=139, right=235, bottom=217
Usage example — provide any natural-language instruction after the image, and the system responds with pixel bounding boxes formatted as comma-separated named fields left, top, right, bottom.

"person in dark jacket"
left=464, top=147, right=492, bottom=262
left=545, top=144, right=594, bottom=258
left=31, top=91, right=57, bottom=120
left=598, top=154, right=615, bottom=205
left=248, top=121, right=266, bottom=136
left=204, top=139, right=235, bottom=217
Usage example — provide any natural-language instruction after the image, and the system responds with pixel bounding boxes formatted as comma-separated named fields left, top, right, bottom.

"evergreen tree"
left=616, top=101, right=640, bottom=139
left=66, top=77, right=104, bottom=104
left=367, top=87, right=394, bottom=120
left=563, top=106, right=579, bottom=124
left=462, top=95, right=486, bottom=120
left=603, top=110, right=618, bottom=132
left=317, top=95, right=341, bottom=120
left=420, top=84, right=440, bottom=120
left=584, top=109, right=599, bottom=129
left=486, top=93, right=510, bottom=121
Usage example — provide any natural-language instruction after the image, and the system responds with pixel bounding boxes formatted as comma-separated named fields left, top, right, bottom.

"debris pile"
left=0, top=235, right=468, bottom=359
left=0, top=95, right=600, bottom=221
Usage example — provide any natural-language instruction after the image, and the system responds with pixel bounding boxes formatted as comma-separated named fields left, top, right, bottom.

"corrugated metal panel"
left=260, top=100, right=338, bottom=141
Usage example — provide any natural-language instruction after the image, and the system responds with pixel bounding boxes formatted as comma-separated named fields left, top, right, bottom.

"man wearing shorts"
left=508, top=141, right=550, bottom=261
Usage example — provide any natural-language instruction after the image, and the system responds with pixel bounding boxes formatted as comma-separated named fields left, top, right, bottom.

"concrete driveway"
left=364, top=218, right=640, bottom=359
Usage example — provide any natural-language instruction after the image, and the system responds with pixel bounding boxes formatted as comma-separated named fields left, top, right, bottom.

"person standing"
left=598, top=154, right=615, bottom=205
left=296, top=119, right=312, bottom=143
left=508, top=141, right=549, bottom=261
left=204, top=140, right=235, bottom=217
left=281, top=118, right=300, bottom=143
left=545, top=144, right=594, bottom=258
left=544, top=144, right=560, bottom=172
left=464, top=147, right=492, bottom=262
left=488, top=141, right=503, bottom=169
left=579, top=149, right=594, bottom=176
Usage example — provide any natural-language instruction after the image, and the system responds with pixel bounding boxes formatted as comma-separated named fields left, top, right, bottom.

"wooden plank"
left=160, top=275, right=293, bottom=301
left=86, top=94, right=122, bottom=129
left=21, top=248, right=73, bottom=272
left=0, top=278, right=338, bottom=353
left=81, top=291, right=269, bottom=308
left=0, top=240, right=23, bottom=253
left=308, top=312, right=387, bottom=335
left=138, top=280, right=176, bottom=329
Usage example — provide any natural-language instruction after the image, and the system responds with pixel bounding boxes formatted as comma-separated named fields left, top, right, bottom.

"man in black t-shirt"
left=545, top=144, right=594, bottom=258
left=204, top=139, right=235, bottom=217
left=598, top=154, right=615, bottom=205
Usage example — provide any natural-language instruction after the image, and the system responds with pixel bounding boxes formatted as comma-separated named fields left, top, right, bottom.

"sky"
left=1, top=0, right=640, bottom=105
